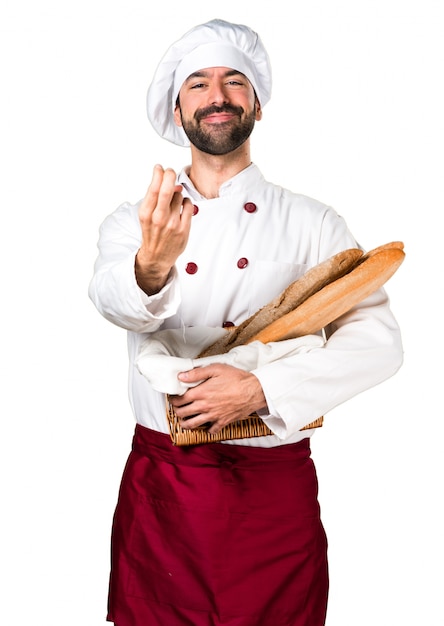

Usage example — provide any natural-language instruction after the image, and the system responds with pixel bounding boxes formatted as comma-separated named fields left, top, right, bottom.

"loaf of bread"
left=198, top=242, right=404, bottom=357
left=198, top=247, right=363, bottom=358
left=249, top=245, right=405, bottom=344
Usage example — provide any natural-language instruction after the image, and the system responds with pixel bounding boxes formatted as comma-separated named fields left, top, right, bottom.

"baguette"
left=249, top=247, right=405, bottom=344
left=198, top=247, right=363, bottom=358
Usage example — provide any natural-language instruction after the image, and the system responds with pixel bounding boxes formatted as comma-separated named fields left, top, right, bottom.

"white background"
left=1, top=1, right=442, bottom=624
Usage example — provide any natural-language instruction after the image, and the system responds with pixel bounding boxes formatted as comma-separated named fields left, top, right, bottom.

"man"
left=89, top=18, right=403, bottom=626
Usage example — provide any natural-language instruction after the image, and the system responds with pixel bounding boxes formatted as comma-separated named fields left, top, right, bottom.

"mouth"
left=195, top=105, right=243, bottom=125
left=200, top=112, right=237, bottom=124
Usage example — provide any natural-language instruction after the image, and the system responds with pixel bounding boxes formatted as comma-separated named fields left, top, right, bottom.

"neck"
left=188, top=142, right=252, bottom=199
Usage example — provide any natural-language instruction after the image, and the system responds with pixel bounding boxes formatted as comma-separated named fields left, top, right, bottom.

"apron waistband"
left=132, top=423, right=311, bottom=469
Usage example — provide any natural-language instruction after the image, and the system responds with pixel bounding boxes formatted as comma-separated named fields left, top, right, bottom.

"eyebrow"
left=184, top=69, right=246, bottom=83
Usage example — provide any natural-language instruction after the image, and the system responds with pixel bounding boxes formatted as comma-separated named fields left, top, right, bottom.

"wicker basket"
left=166, top=397, right=323, bottom=446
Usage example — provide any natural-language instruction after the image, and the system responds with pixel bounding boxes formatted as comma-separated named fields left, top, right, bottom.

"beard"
left=179, top=104, right=257, bottom=155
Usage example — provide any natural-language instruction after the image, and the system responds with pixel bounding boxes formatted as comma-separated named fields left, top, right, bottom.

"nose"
left=207, top=82, right=229, bottom=106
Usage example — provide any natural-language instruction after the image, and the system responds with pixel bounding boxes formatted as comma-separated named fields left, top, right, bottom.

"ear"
left=255, top=98, right=262, bottom=121
left=174, top=104, right=182, bottom=127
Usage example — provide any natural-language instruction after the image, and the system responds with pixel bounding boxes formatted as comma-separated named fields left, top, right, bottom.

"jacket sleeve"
left=252, top=208, right=404, bottom=438
left=88, top=201, right=181, bottom=333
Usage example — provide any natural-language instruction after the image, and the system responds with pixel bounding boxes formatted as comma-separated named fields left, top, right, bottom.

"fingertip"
left=152, top=163, right=163, bottom=175
left=149, top=164, right=163, bottom=185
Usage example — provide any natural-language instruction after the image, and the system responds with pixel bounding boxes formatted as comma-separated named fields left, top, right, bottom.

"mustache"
left=194, top=104, right=244, bottom=122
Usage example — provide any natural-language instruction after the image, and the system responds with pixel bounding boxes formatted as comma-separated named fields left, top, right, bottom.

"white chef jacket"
left=88, top=163, right=403, bottom=447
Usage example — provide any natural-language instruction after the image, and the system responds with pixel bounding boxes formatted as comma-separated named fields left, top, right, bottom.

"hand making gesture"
left=135, top=164, right=194, bottom=295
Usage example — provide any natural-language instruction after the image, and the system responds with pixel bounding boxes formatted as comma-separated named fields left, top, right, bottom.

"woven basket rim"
left=166, top=397, right=323, bottom=446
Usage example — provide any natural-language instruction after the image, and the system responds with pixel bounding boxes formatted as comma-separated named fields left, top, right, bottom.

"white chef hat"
left=146, top=18, right=272, bottom=147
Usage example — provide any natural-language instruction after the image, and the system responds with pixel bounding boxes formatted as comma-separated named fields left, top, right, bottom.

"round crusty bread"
left=248, top=246, right=405, bottom=344
left=198, top=247, right=363, bottom=358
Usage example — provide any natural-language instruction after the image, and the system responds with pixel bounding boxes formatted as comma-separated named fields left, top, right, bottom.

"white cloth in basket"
left=136, top=327, right=325, bottom=395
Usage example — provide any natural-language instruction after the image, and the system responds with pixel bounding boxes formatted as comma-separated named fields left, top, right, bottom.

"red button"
left=244, top=202, right=257, bottom=213
left=192, top=205, right=199, bottom=215
left=185, top=262, right=198, bottom=274
left=223, top=321, right=235, bottom=328
left=237, top=257, right=249, bottom=269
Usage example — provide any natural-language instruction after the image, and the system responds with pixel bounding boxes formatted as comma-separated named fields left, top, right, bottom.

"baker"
left=89, top=18, right=403, bottom=626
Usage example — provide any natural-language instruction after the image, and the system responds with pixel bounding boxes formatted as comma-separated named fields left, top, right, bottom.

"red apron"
left=107, top=425, right=328, bottom=626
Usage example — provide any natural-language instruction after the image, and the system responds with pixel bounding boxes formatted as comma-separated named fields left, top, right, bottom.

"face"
left=174, top=67, right=262, bottom=155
